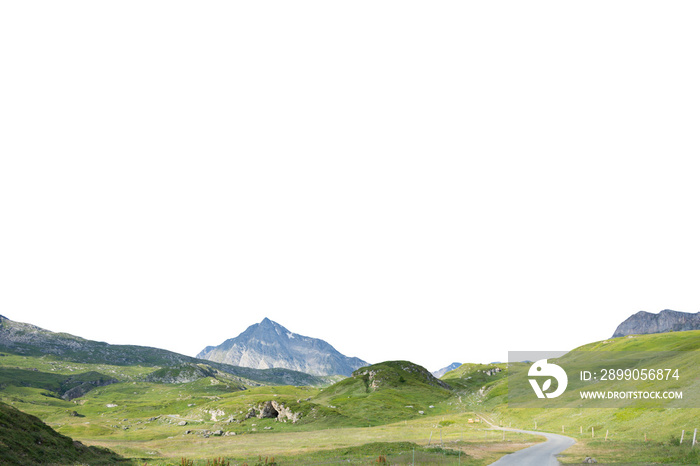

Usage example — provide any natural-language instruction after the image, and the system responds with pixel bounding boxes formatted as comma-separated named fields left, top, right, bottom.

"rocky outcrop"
left=197, top=318, right=368, bottom=377
left=612, top=310, right=700, bottom=337
left=256, top=401, right=301, bottom=423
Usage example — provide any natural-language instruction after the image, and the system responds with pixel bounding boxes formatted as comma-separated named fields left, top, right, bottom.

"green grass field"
left=1, top=330, right=698, bottom=464
left=466, top=330, right=700, bottom=465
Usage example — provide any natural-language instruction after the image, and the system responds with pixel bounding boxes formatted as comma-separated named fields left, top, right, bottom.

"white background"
left=2, top=1, right=699, bottom=371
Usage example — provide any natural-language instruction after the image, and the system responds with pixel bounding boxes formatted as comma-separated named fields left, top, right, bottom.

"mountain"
left=197, top=318, right=368, bottom=377
left=0, top=314, right=324, bottom=387
left=0, top=401, right=123, bottom=465
left=612, top=309, right=700, bottom=337
left=432, top=362, right=461, bottom=378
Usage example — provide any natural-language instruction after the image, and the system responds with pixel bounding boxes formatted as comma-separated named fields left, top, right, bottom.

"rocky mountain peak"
left=612, top=309, right=700, bottom=338
left=259, top=317, right=273, bottom=327
left=197, top=320, right=368, bottom=377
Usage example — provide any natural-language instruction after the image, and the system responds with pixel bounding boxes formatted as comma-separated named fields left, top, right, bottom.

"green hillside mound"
left=441, top=363, right=507, bottom=393
left=311, top=361, right=453, bottom=426
left=0, top=401, right=124, bottom=465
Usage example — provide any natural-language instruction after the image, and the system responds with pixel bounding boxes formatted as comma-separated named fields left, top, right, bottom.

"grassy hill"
left=310, top=361, right=454, bottom=426
left=0, top=401, right=125, bottom=465
left=441, top=363, right=507, bottom=398
left=477, top=330, right=700, bottom=464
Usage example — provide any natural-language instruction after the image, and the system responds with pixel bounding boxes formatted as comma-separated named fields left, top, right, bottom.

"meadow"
left=1, top=330, right=698, bottom=464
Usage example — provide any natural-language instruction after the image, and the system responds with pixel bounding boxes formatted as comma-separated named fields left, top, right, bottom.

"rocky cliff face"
left=612, top=309, right=700, bottom=337
left=197, top=318, right=368, bottom=377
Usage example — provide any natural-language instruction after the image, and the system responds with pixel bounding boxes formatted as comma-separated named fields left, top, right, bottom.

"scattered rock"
left=208, top=408, right=226, bottom=421
left=213, top=430, right=223, bottom=436
left=583, top=458, right=598, bottom=464
left=178, top=421, right=187, bottom=426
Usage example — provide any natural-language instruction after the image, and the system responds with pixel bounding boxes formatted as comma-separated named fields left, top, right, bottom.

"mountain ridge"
left=197, top=318, right=368, bottom=377
left=612, top=309, right=700, bottom=337
left=0, top=315, right=325, bottom=386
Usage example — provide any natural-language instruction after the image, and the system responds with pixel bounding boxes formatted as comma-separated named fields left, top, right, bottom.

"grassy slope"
left=0, top=401, right=125, bottom=465
left=311, top=361, right=455, bottom=427
left=467, top=330, right=700, bottom=465
left=1, top=353, right=542, bottom=464
left=4, top=314, right=697, bottom=464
